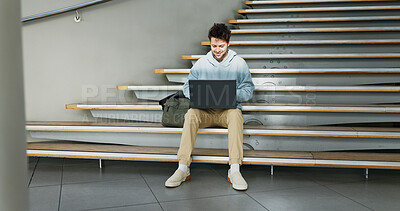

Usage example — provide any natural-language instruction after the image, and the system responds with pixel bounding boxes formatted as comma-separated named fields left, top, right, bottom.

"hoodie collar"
left=206, top=49, right=237, bottom=67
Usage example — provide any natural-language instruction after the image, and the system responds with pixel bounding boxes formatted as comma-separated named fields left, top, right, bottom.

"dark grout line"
left=157, top=203, right=165, bottom=211
left=310, top=178, right=367, bottom=187
left=245, top=193, right=270, bottom=211
left=58, top=159, right=65, bottom=211
left=209, top=165, right=227, bottom=179
left=33, top=157, right=65, bottom=166
left=321, top=183, right=375, bottom=211
left=244, top=183, right=325, bottom=195
left=77, top=202, right=162, bottom=211
left=303, top=168, right=367, bottom=186
left=245, top=183, right=373, bottom=211
left=139, top=168, right=164, bottom=211
left=60, top=176, right=144, bottom=186
left=29, top=184, right=64, bottom=189
left=28, top=158, right=40, bottom=187
left=158, top=192, right=244, bottom=204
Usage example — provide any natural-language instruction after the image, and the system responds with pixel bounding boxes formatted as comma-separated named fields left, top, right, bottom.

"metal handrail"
left=21, top=0, right=111, bottom=23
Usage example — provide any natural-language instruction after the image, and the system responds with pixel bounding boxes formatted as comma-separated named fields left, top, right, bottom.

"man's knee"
left=184, top=109, right=201, bottom=123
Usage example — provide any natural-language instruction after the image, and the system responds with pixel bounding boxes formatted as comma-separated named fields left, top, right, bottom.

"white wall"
left=0, top=0, right=28, bottom=210
left=22, top=0, right=243, bottom=125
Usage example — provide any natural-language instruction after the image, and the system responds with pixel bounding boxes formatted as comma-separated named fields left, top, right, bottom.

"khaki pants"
left=177, top=108, right=244, bottom=166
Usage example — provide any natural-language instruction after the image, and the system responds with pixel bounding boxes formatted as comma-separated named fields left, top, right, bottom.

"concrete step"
left=202, top=39, right=400, bottom=46
left=155, top=68, right=400, bottom=85
left=183, top=53, right=400, bottom=68
left=245, top=0, right=398, bottom=5
left=228, top=45, right=399, bottom=54
left=182, top=53, right=400, bottom=60
left=230, top=16, right=400, bottom=29
left=117, top=85, right=400, bottom=103
left=229, top=16, right=400, bottom=24
left=230, top=27, right=400, bottom=34
left=27, top=141, right=400, bottom=169
left=118, top=85, right=400, bottom=92
left=238, top=6, right=400, bottom=14
left=66, top=103, right=400, bottom=126
left=26, top=121, right=400, bottom=151
left=154, top=68, right=400, bottom=74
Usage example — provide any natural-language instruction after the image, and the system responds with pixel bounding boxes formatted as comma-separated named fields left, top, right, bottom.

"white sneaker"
left=165, top=168, right=191, bottom=187
left=228, top=170, right=248, bottom=191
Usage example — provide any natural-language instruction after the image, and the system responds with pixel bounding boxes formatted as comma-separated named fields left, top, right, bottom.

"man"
left=165, top=23, right=255, bottom=190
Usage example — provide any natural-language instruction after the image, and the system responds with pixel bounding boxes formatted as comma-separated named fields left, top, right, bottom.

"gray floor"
left=28, top=157, right=400, bottom=211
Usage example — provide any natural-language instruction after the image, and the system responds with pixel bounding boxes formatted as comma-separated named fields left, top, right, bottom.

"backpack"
left=159, top=91, right=190, bottom=127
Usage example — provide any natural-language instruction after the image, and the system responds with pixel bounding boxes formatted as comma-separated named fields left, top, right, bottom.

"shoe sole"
left=228, top=176, right=247, bottom=191
left=165, top=175, right=191, bottom=188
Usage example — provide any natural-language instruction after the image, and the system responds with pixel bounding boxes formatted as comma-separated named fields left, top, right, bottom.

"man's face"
left=210, top=37, right=230, bottom=62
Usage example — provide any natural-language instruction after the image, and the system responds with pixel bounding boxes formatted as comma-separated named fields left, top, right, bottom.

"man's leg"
left=220, top=109, right=247, bottom=190
left=223, top=109, right=244, bottom=165
left=177, top=108, right=211, bottom=166
left=165, top=108, right=211, bottom=187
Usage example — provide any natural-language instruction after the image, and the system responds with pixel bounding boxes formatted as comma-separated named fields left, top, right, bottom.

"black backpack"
left=159, top=91, right=190, bottom=127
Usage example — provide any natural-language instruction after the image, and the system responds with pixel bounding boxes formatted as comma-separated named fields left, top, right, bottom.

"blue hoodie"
left=182, top=49, right=255, bottom=109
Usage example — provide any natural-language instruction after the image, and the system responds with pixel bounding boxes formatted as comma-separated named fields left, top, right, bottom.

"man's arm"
left=236, top=62, right=255, bottom=102
left=182, top=66, right=199, bottom=99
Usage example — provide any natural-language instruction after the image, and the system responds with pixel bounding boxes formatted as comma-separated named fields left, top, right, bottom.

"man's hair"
left=208, top=23, right=231, bottom=43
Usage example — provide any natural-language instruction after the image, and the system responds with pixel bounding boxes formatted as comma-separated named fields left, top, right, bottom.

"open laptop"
left=189, top=80, right=236, bottom=109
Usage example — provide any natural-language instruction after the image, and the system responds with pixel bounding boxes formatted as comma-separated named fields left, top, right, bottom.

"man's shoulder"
left=197, top=55, right=208, bottom=63
left=234, top=55, right=246, bottom=64
left=228, top=50, right=246, bottom=64
left=191, top=55, right=209, bottom=71
left=231, top=54, right=248, bottom=69
left=194, top=52, right=213, bottom=65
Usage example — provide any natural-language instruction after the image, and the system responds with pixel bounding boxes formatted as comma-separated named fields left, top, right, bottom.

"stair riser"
left=248, top=2, right=400, bottom=9
left=229, top=45, right=400, bottom=54
left=251, top=92, right=400, bottom=104
left=166, top=74, right=400, bottom=85
left=236, top=21, right=400, bottom=29
left=91, top=110, right=163, bottom=122
left=230, top=32, right=400, bottom=41
left=133, top=90, right=400, bottom=104
left=244, top=10, right=400, bottom=19
left=191, top=58, right=399, bottom=69
left=29, top=131, right=400, bottom=151
left=90, top=109, right=400, bottom=126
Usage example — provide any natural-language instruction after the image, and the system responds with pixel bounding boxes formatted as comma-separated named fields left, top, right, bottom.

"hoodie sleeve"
left=182, top=63, right=199, bottom=99
left=236, top=61, right=255, bottom=102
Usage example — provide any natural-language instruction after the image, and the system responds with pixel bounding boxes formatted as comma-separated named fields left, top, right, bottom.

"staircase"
left=27, top=0, right=400, bottom=170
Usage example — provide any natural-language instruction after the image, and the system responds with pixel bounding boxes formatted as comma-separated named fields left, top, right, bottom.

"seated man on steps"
left=165, top=23, right=255, bottom=190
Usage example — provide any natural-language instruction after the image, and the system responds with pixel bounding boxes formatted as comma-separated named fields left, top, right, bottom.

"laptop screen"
left=189, top=80, right=236, bottom=109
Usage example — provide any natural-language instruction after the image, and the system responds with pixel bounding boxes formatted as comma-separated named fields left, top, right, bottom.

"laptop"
left=189, top=80, right=236, bottom=109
